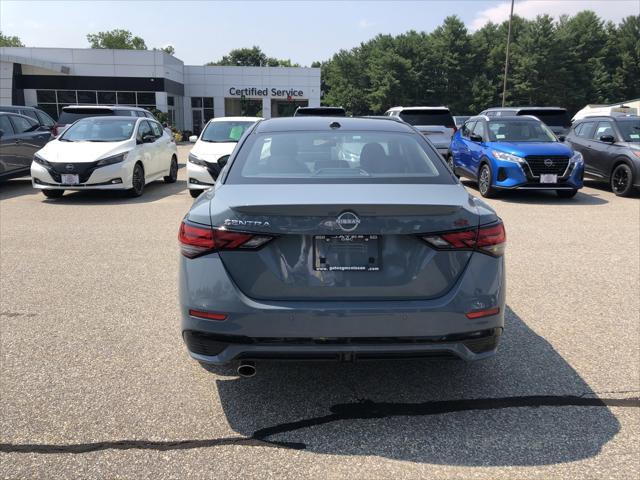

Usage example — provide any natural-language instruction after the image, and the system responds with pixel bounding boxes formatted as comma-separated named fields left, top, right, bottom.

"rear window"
left=58, top=108, right=114, bottom=124
left=398, top=110, right=455, bottom=128
left=226, top=130, right=453, bottom=185
left=519, top=109, right=571, bottom=127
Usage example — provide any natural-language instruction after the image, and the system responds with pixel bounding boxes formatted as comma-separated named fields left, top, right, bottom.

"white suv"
left=187, top=117, right=261, bottom=198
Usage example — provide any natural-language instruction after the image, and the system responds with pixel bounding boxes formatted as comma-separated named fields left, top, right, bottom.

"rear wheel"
left=128, top=163, right=145, bottom=197
left=611, top=163, right=634, bottom=197
left=164, top=156, right=178, bottom=183
left=478, top=164, right=498, bottom=198
left=42, top=189, right=64, bottom=199
left=556, top=189, right=578, bottom=198
left=189, top=189, right=202, bottom=198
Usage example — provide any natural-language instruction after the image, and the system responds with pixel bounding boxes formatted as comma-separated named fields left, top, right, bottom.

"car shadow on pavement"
left=212, top=306, right=623, bottom=466
left=0, top=178, right=39, bottom=201
left=40, top=179, right=188, bottom=205
left=583, top=180, right=640, bottom=198
left=460, top=180, right=609, bottom=205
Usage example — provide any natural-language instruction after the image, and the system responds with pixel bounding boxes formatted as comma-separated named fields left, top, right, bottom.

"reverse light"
left=422, top=221, right=506, bottom=257
left=178, top=221, right=273, bottom=258
left=492, top=150, right=525, bottom=164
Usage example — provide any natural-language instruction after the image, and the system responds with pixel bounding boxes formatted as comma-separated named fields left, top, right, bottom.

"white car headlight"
left=96, top=152, right=128, bottom=167
left=33, top=153, right=52, bottom=166
left=492, top=150, right=525, bottom=164
left=188, top=153, right=208, bottom=167
left=570, top=151, right=584, bottom=165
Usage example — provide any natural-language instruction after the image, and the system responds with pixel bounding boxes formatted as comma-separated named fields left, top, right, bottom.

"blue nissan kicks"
left=449, top=115, right=584, bottom=198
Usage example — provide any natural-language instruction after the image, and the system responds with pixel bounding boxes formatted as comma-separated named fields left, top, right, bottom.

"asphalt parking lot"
left=1, top=144, right=639, bottom=479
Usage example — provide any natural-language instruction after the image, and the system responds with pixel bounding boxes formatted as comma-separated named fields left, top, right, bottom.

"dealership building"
left=0, top=47, right=321, bottom=132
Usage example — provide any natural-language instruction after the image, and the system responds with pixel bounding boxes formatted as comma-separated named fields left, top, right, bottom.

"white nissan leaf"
left=187, top=116, right=261, bottom=198
left=31, top=116, right=178, bottom=199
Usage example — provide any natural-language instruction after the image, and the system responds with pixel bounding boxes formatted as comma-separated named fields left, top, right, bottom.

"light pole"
left=501, top=0, right=515, bottom=107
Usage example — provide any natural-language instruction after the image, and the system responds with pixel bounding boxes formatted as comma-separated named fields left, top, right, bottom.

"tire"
left=164, top=156, right=178, bottom=183
left=128, top=163, right=145, bottom=197
left=556, top=189, right=578, bottom=198
left=447, top=155, right=459, bottom=178
left=610, top=163, right=634, bottom=197
left=478, top=163, right=498, bottom=198
left=42, top=189, right=64, bottom=199
left=189, top=189, right=202, bottom=199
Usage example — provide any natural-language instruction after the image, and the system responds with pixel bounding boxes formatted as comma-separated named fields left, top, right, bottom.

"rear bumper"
left=184, top=328, right=502, bottom=363
left=180, top=251, right=506, bottom=364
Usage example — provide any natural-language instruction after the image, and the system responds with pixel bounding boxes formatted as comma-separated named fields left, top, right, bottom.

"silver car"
left=179, top=117, right=506, bottom=374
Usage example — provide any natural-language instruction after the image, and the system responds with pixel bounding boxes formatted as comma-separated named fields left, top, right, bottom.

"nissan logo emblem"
left=544, top=159, right=554, bottom=167
left=336, top=211, right=361, bottom=232
left=65, top=164, right=75, bottom=171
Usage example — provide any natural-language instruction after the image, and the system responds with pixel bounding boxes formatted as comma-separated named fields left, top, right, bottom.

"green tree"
left=87, top=29, right=147, bottom=50
left=612, top=15, right=640, bottom=102
left=207, top=46, right=299, bottom=67
left=161, top=45, right=175, bottom=56
left=0, top=31, right=24, bottom=47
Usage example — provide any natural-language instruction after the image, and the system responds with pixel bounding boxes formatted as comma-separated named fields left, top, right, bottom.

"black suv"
left=0, top=105, right=56, bottom=132
left=480, top=107, right=571, bottom=137
left=0, top=112, right=52, bottom=181
left=565, top=115, right=640, bottom=196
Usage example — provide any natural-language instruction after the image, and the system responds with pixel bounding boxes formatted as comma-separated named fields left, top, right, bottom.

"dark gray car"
left=179, top=117, right=506, bottom=373
left=566, top=115, right=640, bottom=196
left=0, top=112, right=51, bottom=181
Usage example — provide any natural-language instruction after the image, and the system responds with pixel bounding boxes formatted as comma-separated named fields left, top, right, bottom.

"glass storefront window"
left=77, top=91, right=97, bottom=104
left=98, top=91, right=117, bottom=104
left=57, top=90, right=77, bottom=104
left=191, top=97, right=203, bottom=108
left=36, top=90, right=57, bottom=103
left=168, top=96, right=174, bottom=106
left=117, top=92, right=136, bottom=104
left=203, top=97, right=213, bottom=108
left=137, top=92, right=156, bottom=105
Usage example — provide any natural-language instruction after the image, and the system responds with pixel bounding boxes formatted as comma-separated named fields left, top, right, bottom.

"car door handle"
left=15, top=139, right=22, bottom=144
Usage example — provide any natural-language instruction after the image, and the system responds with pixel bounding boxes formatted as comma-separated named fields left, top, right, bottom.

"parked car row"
left=382, top=105, right=638, bottom=197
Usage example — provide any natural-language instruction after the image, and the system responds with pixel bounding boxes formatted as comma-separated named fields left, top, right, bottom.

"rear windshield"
left=519, top=109, right=571, bottom=127
left=295, top=108, right=346, bottom=117
left=59, top=117, right=136, bottom=142
left=226, top=130, right=453, bottom=185
left=617, top=119, right=640, bottom=142
left=201, top=121, right=255, bottom=143
left=488, top=120, right=557, bottom=142
left=58, top=108, right=114, bottom=124
left=398, top=110, right=455, bottom=128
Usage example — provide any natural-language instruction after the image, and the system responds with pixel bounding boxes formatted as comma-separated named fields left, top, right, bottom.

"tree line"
left=315, top=12, right=640, bottom=116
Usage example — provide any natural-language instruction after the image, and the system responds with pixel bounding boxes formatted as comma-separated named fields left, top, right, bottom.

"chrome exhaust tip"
left=237, top=361, right=256, bottom=378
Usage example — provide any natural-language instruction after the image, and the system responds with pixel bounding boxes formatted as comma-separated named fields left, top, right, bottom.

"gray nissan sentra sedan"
left=179, top=117, right=506, bottom=374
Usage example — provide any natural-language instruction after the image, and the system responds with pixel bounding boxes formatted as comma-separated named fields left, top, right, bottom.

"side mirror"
left=600, top=134, right=615, bottom=143
left=557, top=135, right=566, bottom=142
left=469, top=133, right=483, bottom=143
left=189, top=135, right=198, bottom=143
left=217, top=155, right=229, bottom=169
left=143, top=133, right=156, bottom=143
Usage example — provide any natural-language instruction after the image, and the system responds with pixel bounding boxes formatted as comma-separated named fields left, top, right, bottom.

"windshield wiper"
left=313, top=168, right=370, bottom=177
left=58, top=138, right=74, bottom=142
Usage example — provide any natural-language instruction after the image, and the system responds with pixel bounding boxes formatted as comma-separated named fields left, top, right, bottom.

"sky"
left=1, top=1, right=638, bottom=66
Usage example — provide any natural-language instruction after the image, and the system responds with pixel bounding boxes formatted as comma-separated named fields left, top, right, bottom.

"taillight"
left=421, top=221, right=506, bottom=257
left=178, top=221, right=273, bottom=258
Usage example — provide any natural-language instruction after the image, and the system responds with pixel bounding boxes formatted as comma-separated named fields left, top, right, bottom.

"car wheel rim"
left=612, top=167, right=629, bottom=193
left=480, top=167, right=489, bottom=194
left=133, top=166, right=143, bottom=193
